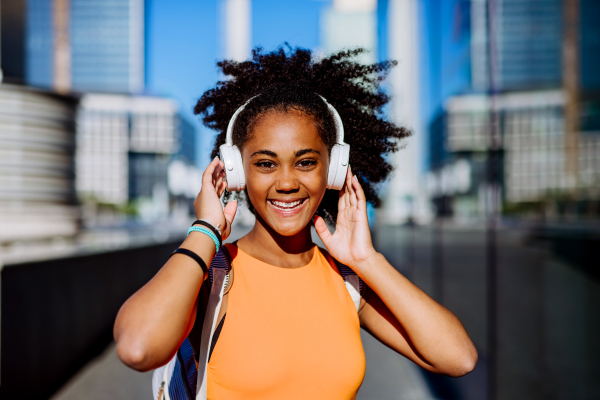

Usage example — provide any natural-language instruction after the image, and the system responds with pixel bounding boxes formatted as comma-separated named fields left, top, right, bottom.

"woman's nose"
left=275, top=167, right=300, bottom=192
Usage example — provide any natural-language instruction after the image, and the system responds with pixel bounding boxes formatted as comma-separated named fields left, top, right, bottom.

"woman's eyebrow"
left=250, top=149, right=277, bottom=158
left=295, top=148, right=321, bottom=157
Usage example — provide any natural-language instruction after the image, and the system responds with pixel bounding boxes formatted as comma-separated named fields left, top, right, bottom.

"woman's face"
left=241, top=109, right=329, bottom=236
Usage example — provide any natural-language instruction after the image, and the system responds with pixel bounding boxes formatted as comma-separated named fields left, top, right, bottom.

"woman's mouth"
left=268, top=198, right=308, bottom=216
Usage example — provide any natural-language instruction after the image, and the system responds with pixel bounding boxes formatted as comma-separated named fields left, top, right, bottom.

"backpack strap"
left=195, top=245, right=232, bottom=399
left=152, top=246, right=233, bottom=400
left=319, top=248, right=365, bottom=312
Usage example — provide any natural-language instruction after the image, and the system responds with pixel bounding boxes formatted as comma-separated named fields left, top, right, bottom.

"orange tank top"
left=206, top=244, right=366, bottom=400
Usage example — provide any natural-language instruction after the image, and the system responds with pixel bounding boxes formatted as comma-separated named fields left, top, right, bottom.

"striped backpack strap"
left=152, top=246, right=232, bottom=400
left=320, top=248, right=366, bottom=312
left=195, top=246, right=232, bottom=399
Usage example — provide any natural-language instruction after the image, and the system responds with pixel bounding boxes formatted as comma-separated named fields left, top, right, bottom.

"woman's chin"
left=269, top=221, right=309, bottom=237
left=261, top=214, right=313, bottom=237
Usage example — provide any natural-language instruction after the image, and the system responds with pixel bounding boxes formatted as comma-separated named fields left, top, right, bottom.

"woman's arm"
left=356, top=257, right=477, bottom=377
left=314, top=168, right=477, bottom=377
left=113, top=157, right=237, bottom=372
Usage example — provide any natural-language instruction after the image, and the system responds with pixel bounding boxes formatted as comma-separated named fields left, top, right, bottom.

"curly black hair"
left=194, top=46, right=410, bottom=224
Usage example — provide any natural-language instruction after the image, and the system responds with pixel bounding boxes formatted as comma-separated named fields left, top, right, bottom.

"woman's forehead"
left=244, top=110, right=326, bottom=154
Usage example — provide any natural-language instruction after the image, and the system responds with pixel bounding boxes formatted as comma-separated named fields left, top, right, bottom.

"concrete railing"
left=0, top=240, right=180, bottom=400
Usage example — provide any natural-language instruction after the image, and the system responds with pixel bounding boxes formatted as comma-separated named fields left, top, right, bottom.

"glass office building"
left=26, top=0, right=54, bottom=87
left=25, top=0, right=144, bottom=94
left=422, top=0, right=600, bottom=217
left=76, top=94, right=196, bottom=208
left=493, top=0, right=563, bottom=91
left=471, top=0, right=598, bottom=93
left=71, top=0, right=144, bottom=93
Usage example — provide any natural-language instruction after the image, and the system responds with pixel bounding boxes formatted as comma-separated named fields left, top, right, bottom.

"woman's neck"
left=236, top=215, right=315, bottom=269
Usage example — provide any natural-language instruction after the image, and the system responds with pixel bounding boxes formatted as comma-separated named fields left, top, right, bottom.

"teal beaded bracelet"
left=187, top=226, right=221, bottom=252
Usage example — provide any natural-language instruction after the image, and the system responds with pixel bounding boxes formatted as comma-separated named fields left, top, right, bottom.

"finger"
left=217, top=177, right=227, bottom=198
left=338, top=182, right=347, bottom=212
left=313, top=215, right=333, bottom=247
left=202, top=157, right=220, bottom=188
left=215, top=161, right=225, bottom=186
left=346, top=167, right=357, bottom=208
left=352, top=174, right=366, bottom=209
left=212, top=161, right=223, bottom=187
left=223, top=200, right=238, bottom=237
left=343, top=179, right=350, bottom=208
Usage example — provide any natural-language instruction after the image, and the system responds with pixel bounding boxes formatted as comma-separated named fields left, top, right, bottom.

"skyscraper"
left=25, top=0, right=145, bottom=94
left=380, top=0, right=429, bottom=224
left=471, top=0, right=599, bottom=93
left=76, top=94, right=196, bottom=213
left=321, top=0, right=378, bottom=65
left=425, top=0, right=600, bottom=217
left=474, top=0, right=563, bottom=91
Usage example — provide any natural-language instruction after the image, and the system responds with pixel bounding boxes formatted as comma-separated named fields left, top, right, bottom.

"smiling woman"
left=113, top=46, right=478, bottom=400
left=243, top=110, right=328, bottom=238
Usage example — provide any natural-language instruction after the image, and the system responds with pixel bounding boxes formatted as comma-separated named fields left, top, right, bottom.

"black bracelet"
left=192, top=220, right=222, bottom=247
left=170, top=248, right=208, bottom=274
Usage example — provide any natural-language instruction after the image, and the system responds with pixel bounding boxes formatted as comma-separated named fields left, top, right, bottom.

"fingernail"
left=353, top=175, right=357, bottom=179
left=213, top=156, right=219, bottom=161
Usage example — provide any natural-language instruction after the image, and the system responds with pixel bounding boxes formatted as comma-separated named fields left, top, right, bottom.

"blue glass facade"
left=26, top=0, right=53, bottom=88
left=496, top=0, right=563, bottom=90
left=71, top=0, right=134, bottom=92
left=178, top=117, right=197, bottom=165
left=24, top=0, right=143, bottom=93
left=422, top=0, right=597, bottom=95
left=581, top=0, right=600, bottom=91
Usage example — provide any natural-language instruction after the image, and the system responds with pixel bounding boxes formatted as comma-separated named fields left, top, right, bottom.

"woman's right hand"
left=194, top=156, right=238, bottom=241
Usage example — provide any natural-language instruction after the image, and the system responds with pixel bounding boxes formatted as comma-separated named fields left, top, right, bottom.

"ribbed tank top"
left=206, top=244, right=366, bottom=399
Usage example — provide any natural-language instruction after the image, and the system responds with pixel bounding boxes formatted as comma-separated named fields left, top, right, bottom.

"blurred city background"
left=1, top=0, right=599, bottom=399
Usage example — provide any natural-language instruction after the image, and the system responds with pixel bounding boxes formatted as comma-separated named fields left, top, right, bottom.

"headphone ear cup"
left=219, top=144, right=246, bottom=191
left=327, top=143, right=350, bottom=190
left=232, top=145, right=245, bottom=190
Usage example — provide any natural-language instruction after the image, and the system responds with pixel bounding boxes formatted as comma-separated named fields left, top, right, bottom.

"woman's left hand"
left=314, top=167, right=378, bottom=270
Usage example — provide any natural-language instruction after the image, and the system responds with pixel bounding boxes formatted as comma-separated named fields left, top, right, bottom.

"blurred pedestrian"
left=114, top=46, right=477, bottom=400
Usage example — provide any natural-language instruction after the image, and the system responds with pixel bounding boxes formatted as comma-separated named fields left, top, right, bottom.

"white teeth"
left=270, top=199, right=304, bottom=209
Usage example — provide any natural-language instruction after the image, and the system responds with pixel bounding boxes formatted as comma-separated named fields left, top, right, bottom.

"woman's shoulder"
left=316, top=245, right=335, bottom=265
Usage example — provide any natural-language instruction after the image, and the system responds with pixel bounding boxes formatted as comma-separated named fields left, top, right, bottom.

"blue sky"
left=146, top=0, right=331, bottom=168
left=252, top=0, right=327, bottom=52
left=145, top=0, right=467, bottom=171
left=145, top=0, right=219, bottom=168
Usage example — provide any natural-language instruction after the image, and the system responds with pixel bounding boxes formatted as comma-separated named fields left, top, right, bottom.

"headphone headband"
left=224, top=94, right=345, bottom=146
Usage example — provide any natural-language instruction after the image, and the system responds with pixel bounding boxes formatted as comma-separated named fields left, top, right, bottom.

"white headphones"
left=218, top=95, right=350, bottom=191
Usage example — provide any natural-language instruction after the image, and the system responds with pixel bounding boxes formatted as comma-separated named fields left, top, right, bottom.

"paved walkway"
left=51, top=332, right=434, bottom=400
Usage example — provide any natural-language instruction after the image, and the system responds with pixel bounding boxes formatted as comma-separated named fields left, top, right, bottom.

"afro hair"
left=194, top=46, right=410, bottom=224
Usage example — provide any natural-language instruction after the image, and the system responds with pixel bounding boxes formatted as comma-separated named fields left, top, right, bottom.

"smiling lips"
left=269, top=197, right=308, bottom=218
left=268, top=198, right=307, bottom=212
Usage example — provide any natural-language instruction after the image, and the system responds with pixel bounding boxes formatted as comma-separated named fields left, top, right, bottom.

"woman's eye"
left=297, top=159, right=317, bottom=168
left=255, top=161, right=276, bottom=169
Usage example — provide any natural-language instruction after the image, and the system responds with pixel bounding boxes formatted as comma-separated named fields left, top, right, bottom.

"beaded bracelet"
left=192, top=220, right=222, bottom=245
left=188, top=226, right=221, bottom=253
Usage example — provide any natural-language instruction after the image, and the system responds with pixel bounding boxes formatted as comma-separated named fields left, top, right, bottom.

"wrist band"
left=194, top=219, right=222, bottom=235
left=170, top=248, right=208, bottom=274
left=192, top=220, right=222, bottom=245
left=188, top=226, right=221, bottom=252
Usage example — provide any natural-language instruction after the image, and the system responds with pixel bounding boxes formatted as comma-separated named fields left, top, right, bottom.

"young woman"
left=114, top=47, right=477, bottom=399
